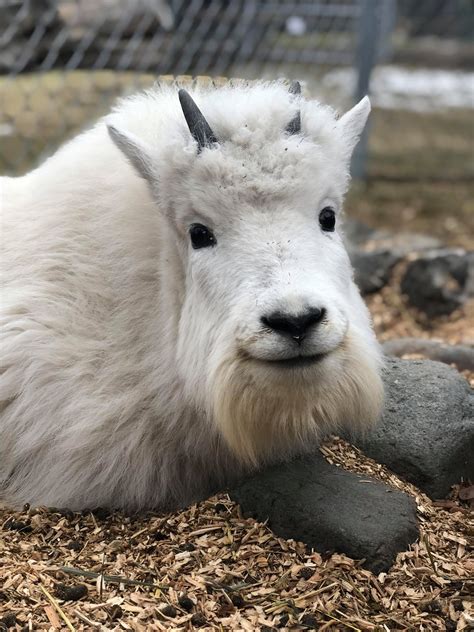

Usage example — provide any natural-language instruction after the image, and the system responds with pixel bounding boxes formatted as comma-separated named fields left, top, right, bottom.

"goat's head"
left=107, top=81, right=383, bottom=465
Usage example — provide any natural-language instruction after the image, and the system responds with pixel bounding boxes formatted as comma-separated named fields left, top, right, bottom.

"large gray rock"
left=351, top=358, right=474, bottom=499
left=229, top=452, right=418, bottom=573
left=400, top=248, right=474, bottom=317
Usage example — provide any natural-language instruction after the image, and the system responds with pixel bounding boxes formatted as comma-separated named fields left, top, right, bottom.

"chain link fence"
left=1, top=0, right=473, bottom=194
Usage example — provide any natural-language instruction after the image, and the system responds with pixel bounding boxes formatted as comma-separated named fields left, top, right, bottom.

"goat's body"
left=1, top=81, right=383, bottom=510
left=1, top=124, right=236, bottom=510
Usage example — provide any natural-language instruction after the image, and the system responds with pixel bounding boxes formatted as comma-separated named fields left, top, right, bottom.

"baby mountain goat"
left=0, top=80, right=383, bottom=511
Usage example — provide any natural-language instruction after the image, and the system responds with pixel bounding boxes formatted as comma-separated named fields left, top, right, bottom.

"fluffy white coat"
left=0, top=80, right=383, bottom=511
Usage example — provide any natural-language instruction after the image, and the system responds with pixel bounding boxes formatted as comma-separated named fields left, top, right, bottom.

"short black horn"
left=286, top=81, right=301, bottom=135
left=178, top=89, right=218, bottom=152
left=289, top=81, right=301, bottom=95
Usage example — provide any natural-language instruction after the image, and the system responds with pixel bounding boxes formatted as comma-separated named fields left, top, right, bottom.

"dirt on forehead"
left=187, top=135, right=335, bottom=214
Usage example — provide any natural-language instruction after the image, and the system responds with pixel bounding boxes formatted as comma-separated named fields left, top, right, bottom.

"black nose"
left=261, top=307, right=326, bottom=342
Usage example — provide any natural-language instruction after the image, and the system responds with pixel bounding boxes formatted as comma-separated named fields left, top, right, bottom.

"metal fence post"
left=352, top=0, right=379, bottom=180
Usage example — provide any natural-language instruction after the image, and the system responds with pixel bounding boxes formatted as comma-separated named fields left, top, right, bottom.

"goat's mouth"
left=259, top=352, right=329, bottom=368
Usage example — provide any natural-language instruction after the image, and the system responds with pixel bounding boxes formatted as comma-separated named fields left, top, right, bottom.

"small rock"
left=298, top=567, right=314, bottom=580
left=0, top=613, right=16, bottom=630
left=67, top=540, right=82, bottom=551
left=350, top=249, right=400, bottom=294
left=423, top=601, right=443, bottom=615
left=4, top=519, right=32, bottom=533
left=301, top=613, right=318, bottom=628
left=181, top=542, right=196, bottom=552
left=108, top=605, right=123, bottom=621
left=178, top=594, right=195, bottom=611
left=229, top=452, right=418, bottom=573
left=160, top=604, right=177, bottom=618
left=230, top=593, right=245, bottom=608
left=400, top=248, right=473, bottom=317
left=350, top=358, right=474, bottom=499
left=344, top=219, right=442, bottom=295
left=190, top=612, right=207, bottom=627
left=54, top=583, right=88, bottom=601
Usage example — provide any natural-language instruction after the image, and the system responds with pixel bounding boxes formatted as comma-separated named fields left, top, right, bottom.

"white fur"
left=0, top=80, right=383, bottom=511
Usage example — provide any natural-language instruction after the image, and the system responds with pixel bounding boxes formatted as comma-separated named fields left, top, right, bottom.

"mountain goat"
left=0, top=79, right=383, bottom=511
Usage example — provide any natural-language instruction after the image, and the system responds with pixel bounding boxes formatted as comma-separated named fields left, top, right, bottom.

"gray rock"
left=383, top=338, right=474, bottom=372
left=350, top=249, right=399, bottom=294
left=229, top=452, right=418, bottom=573
left=344, top=219, right=442, bottom=295
left=351, top=357, right=474, bottom=499
left=400, top=248, right=474, bottom=317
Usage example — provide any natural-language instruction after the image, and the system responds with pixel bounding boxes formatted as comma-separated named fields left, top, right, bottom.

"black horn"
left=285, top=81, right=301, bottom=135
left=178, top=89, right=218, bottom=152
left=289, top=81, right=301, bottom=95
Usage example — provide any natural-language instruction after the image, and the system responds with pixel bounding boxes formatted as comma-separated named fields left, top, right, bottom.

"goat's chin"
left=208, top=332, right=384, bottom=466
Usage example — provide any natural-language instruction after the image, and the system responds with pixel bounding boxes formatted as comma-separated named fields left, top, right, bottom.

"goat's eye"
left=189, top=223, right=216, bottom=249
left=319, top=207, right=336, bottom=232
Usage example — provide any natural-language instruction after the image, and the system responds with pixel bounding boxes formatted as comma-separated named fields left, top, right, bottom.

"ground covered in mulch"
left=1, top=208, right=473, bottom=631
left=1, top=437, right=472, bottom=632
left=1, top=291, right=473, bottom=631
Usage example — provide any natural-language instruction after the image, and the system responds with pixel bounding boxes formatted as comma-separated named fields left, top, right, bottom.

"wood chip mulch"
left=1, top=274, right=473, bottom=632
left=1, top=436, right=472, bottom=631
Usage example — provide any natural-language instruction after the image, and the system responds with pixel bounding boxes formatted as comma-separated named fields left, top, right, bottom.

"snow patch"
left=323, top=65, right=474, bottom=111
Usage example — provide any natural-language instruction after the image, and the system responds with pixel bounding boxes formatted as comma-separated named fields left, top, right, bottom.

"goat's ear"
left=107, top=124, right=155, bottom=185
left=337, top=96, right=371, bottom=155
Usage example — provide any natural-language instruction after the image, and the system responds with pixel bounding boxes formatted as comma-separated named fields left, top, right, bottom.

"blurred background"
left=1, top=0, right=473, bottom=246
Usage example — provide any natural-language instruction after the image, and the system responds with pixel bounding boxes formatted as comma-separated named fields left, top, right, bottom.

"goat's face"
left=108, top=83, right=384, bottom=465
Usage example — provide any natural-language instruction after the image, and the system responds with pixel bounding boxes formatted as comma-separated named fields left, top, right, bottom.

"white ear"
left=107, top=124, right=155, bottom=185
left=338, top=96, right=371, bottom=156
